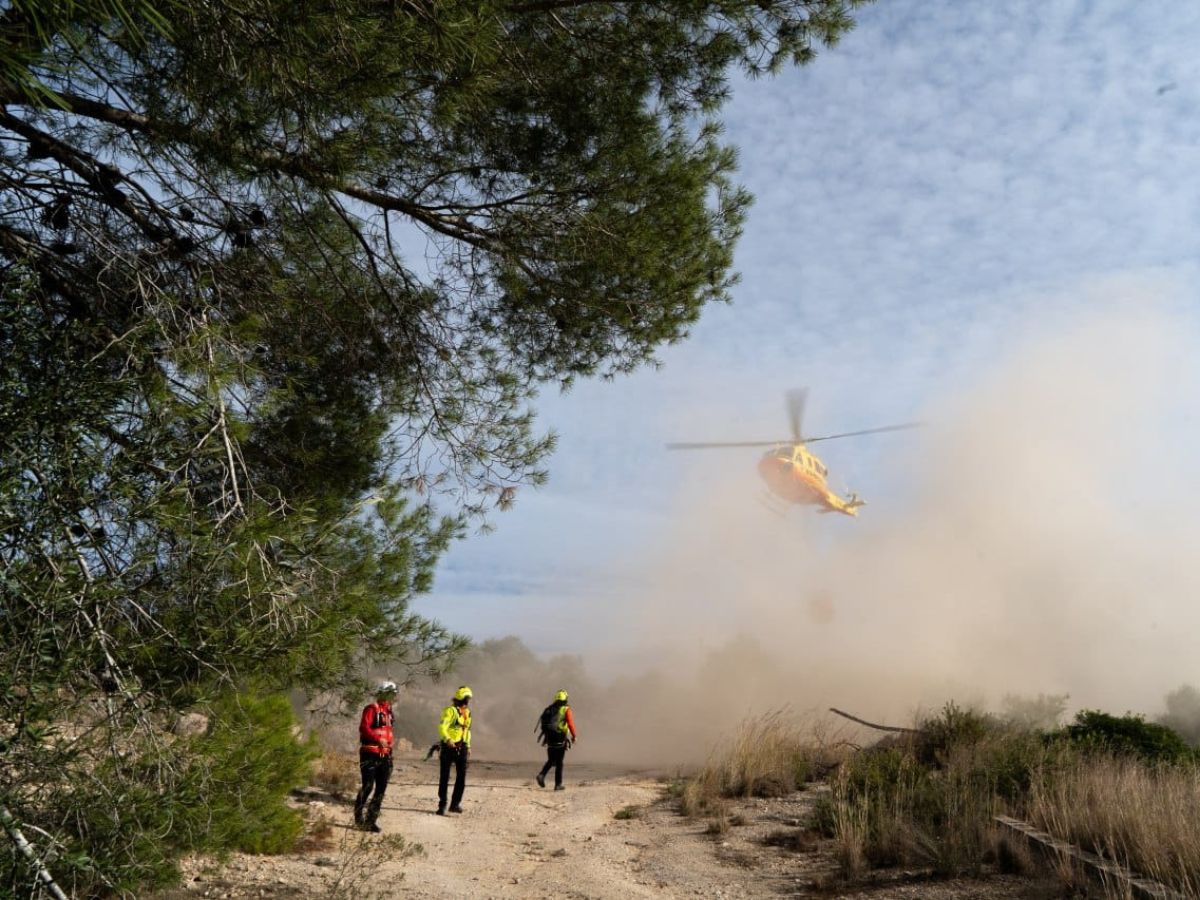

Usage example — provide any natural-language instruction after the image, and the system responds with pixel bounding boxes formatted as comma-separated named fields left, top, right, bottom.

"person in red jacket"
left=354, top=680, right=397, bottom=832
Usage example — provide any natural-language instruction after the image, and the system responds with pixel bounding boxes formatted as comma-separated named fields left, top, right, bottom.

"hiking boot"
left=554, top=785, right=565, bottom=791
left=366, top=823, right=382, bottom=833
left=536, top=773, right=546, bottom=788
left=448, top=805, right=463, bottom=814
left=436, top=806, right=446, bottom=816
left=366, top=800, right=383, bottom=828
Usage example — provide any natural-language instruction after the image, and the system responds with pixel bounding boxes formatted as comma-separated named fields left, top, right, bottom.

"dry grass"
left=711, top=710, right=842, bottom=797
left=704, top=816, right=729, bottom=836
left=293, top=812, right=336, bottom=854
left=311, top=750, right=360, bottom=798
left=679, top=711, right=851, bottom=836
left=829, top=789, right=869, bottom=879
left=321, top=831, right=423, bottom=900
left=684, top=711, right=849, bottom=807
left=1030, top=756, right=1200, bottom=895
left=823, top=709, right=1200, bottom=895
left=822, top=733, right=1026, bottom=878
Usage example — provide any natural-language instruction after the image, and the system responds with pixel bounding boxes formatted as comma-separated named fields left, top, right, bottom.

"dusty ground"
left=164, top=757, right=1059, bottom=899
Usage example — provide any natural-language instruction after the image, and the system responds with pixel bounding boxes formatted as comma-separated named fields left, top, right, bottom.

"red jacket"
left=359, top=701, right=394, bottom=756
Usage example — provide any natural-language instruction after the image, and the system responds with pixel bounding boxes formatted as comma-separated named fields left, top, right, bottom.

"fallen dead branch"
left=828, top=708, right=919, bottom=734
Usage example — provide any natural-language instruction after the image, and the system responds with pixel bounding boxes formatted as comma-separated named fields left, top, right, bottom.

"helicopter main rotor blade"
left=665, top=441, right=792, bottom=450
left=786, top=388, right=808, bottom=443
left=799, top=422, right=924, bottom=444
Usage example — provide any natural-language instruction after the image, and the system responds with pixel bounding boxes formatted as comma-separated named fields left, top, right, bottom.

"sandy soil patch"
left=161, top=757, right=1058, bottom=899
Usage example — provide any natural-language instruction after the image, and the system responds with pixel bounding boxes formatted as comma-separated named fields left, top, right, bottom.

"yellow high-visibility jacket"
left=439, top=704, right=471, bottom=747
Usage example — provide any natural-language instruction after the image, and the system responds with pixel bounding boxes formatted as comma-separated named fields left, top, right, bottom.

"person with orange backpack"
left=535, top=689, right=576, bottom=791
left=354, top=680, right=397, bottom=832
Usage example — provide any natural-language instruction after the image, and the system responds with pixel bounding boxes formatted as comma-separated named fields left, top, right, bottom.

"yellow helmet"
left=554, top=689, right=568, bottom=702
left=453, top=685, right=473, bottom=701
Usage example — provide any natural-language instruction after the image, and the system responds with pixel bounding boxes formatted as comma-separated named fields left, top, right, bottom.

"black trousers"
left=355, top=752, right=392, bottom=823
left=438, top=745, right=468, bottom=809
left=539, top=743, right=567, bottom=788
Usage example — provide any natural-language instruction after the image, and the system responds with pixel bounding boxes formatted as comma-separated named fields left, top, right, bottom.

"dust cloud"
left=362, top=299, right=1200, bottom=767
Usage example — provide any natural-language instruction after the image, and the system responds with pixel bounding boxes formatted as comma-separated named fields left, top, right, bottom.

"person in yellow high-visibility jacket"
left=436, top=685, right=472, bottom=815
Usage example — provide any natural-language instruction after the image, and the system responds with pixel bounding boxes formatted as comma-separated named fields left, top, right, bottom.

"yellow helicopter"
left=666, top=389, right=920, bottom=517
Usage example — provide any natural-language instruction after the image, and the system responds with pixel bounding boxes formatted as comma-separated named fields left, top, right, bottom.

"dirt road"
left=381, top=760, right=688, bottom=899
left=174, top=759, right=1049, bottom=899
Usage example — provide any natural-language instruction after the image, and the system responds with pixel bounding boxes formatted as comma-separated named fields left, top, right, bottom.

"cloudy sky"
left=412, top=0, right=1200, bottom=682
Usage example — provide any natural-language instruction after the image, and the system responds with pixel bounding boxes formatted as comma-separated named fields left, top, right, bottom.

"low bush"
left=183, top=690, right=320, bottom=855
left=914, top=701, right=996, bottom=767
left=1062, top=710, right=1197, bottom=764
left=818, top=700, right=1200, bottom=894
left=823, top=703, right=1050, bottom=878
left=312, top=750, right=361, bottom=797
left=0, top=689, right=318, bottom=897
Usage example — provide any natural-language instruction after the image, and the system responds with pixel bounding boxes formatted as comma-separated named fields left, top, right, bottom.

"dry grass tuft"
left=708, top=711, right=838, bottom=798
left=703, top=812, right=732, bottom=836
left=685, top=711, right=849, bottom=806
left=678, top=710, right=851, bottom=838
left=818, top=704, right=1200, bottom=895
left=293, top=812, right=336, bottom=854
left=311, top=750, right=360, bottom=797
left=989, top=827, right=1035, bottom=875
left=1030, top=755, right=1200, bottom=895
left=822, top=735, right=1016, bottom=877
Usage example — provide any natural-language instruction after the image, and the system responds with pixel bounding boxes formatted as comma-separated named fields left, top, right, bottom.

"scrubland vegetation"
left=679, top=700, right=1200, bottom=895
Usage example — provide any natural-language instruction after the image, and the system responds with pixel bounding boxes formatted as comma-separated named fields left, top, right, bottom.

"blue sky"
left=413, top=0, right=1200, bottom=672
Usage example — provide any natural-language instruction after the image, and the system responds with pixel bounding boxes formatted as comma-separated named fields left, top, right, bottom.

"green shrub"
left=1063, top=710, right=1197, bottom=764
left=823, top=704, right=1053, bottom=878
left=915, top=702, right=996, bottom=767
left=1, top=690, right=317, bottom=896
left=840, top=747, right=909, bottom=796
left=23, top=770, right=190, bottom=894
left=815, top=702, right=1200, bottom=889
left=184, top=690, right=319, bottom=854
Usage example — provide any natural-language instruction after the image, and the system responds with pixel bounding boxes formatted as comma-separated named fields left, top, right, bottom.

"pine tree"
left=1, top=0, right=868, bottom=891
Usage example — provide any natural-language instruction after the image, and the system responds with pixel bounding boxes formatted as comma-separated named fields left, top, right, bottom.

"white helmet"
left=375, top=680, right=398, bottom=697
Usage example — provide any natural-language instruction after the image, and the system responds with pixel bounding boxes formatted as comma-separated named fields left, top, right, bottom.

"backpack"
left=536, top=703, right=565, bottom=746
